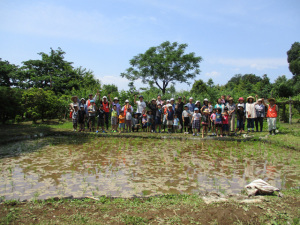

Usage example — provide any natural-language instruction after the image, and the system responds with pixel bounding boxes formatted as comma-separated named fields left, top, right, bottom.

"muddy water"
left=0, top=137, right=299, bottom=200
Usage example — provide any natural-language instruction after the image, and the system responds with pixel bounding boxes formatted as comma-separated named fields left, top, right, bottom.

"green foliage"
left=0, top=58, right=19, bottom=87
left=22, top=88, right=65, bottom=123
left=287, top=42, right=300, bottom=81
left=121, top=41, right=202, bottom=94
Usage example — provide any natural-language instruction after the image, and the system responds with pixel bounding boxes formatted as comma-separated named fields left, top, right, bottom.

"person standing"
left=134, top=95, right=147, bottom=122
left=175, top=96, right=186, bottom=133
left=99, top=94, right=110, bottom=131
left=245, top=96, right=257, bottom=133
left=264, top=98, right=278, bottom=135
left=215, top=98, right=225, bottom=113
left=226, top=97, right=236, bottom=134
left=254, top=96, right=265, bottom=132
left=148, top=98, right=157, bottom=132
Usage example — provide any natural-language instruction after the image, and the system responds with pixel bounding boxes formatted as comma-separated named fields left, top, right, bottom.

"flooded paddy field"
left=0, top=136, right=299, bottom=200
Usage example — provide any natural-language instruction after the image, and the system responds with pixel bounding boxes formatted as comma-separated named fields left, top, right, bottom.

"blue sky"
left=1, top=0, right=299, bottom=91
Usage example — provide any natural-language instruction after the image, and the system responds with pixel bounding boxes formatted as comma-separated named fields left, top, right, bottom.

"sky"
left=1, top=0, right=299, bottom=91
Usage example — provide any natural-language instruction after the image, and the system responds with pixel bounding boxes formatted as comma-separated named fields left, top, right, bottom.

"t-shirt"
left=215, top=113, right=222, bottom=123
left=97, top=108, right=105, bottom=120
left=186, top=103, right=195, bottom=112
left=126, top=111, right=132, bottom=120
left=148, top=103, right=157, bottom=115
left=167, top=109, right=174, bottom=120
left=226, top=103, right=236, bottom=115
left=147, top=114, right=153, bottom=122
left=237, top=109, right=245, bottom=120
left=72, top=111, right=78, bottom=120
left=202, top=114, right=209, bottom=123
left=193, top=112, right=202, bottom=121
left=222, top=114, right=229, bottom=124
left=88, top=105, right=96, bottom=117
left=182, top=110, right=191, bottom=118
left=136, top=101, right=147, bottom=113
left=78, top=110, right=86, bottom=122
left=208, top=105, right=213, bottom=113
left=112, top=102, right=121, bottom=115
left=255, top=104, right=265, bottom=117
left=119, top=115, right=125, bottom=124
left=173, top=118, right=179, bottom=126
left=156, top=109, right=162, bottom=118
left=111, top=110, right=118, bottom=118
left=176, top=102, right=184, bottom=115
left=132, top=118, right=139, bottom=126
left=142, top=116, right=147, bottom=124
left=210, top=113, right=216, bottom=121
left=214, top=104, right=225, bottom=113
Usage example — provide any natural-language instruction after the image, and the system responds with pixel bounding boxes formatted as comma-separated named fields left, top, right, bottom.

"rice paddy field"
left=0, top=120, right=299, bottom=224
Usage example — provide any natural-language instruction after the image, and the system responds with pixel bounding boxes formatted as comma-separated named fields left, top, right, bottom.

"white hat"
left=170, top=98, right=175, bottom=101
left=103, top=96, right=107, bottom=99
left=195, top=100, right=199, bottom=104
left=168, top=104, right=172, bottom=107
left=189, top=97, right=193, bottom=100
left=203, top=98, right=209, bottom=102
left=125, top=99, right=129, bottom=103
left=114, top=97, right=119, bottom=101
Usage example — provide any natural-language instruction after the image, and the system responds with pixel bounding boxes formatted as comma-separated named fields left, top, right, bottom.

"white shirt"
left=136, top=101, right=146, bottom=113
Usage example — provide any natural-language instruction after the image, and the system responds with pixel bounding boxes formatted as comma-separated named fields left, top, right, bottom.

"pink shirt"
left=210, top=113, right=216, bottom=121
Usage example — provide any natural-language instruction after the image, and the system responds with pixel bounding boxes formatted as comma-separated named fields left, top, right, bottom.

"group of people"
left=69, top=91, right=278, bottom=137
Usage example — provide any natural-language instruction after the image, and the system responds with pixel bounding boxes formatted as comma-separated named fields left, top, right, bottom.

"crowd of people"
left=69, top=91, right=278, bottom=137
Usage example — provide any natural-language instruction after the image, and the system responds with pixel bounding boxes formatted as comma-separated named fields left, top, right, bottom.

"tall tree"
left=0, top=59, right=18, bottom=87
left=287, top=42, right=300, bottom=81
left=121, top=41, right=202, bottom=94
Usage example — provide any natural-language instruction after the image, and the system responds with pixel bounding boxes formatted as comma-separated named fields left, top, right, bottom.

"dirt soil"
left=1, top=193, right=299, bottom=224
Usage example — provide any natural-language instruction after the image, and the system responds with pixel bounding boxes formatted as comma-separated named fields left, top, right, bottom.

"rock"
left=245, top=179, right=280, bottom=197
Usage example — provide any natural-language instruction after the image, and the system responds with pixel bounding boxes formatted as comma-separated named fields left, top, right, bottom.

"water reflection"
left=0, top=137, right=299, bottom=200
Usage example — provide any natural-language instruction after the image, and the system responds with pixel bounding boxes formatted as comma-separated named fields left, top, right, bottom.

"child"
left=78, top=105, right=86, bottom=132
left=236, top=104, right=245, bottom=135
left=96, top=104, right=105, bottom=133
left=173, top=114, right=180, bottom=133
left=222, top=107, right=229, bottom=136
left=202, top=109, right=210, bottom=138
left=166, top=104, right=174, bottom=133
left=118, top=109, right=125, bottom=133
left=208, top=101, right=213, bottom=132
left=147, top=110, right=153, bottom=132
left=264, top=98, right=278, bottom=135
left=215, top=108, right=223, bottom=137
left=182, top=105, right=192, bottom=134
left=88, top=100, right=97, bottom=132
left=142, top=112, right=148, bottom=132
left=210, top=108, right=216, bottom=136
left=155, top=103, right=163, bottom=133
left=72, top=105, right=79, bottom=131
left=111, top=105, right=118, bottom=133
left=132, top=113, right=140, bottom=132
left=125, top=108, right=132, bottom=132
left=191, top=107, right=201, bottom=136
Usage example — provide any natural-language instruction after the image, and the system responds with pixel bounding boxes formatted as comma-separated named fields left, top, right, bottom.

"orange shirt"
left=119, top=115, right=125, bottom=123
left=266, top=104, right=277, bottom=118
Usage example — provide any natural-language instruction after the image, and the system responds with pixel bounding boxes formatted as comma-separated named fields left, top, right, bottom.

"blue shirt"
left=186, top=103, right=195, bottom=112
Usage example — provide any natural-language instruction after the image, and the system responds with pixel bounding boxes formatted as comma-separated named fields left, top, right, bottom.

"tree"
left=191, top=79, right=207, bottom=95
left=287, top=42, right=300, bottom=81
left=121, top=41, right=202, bottom=94
left=0, top=59, right=18, bottom=87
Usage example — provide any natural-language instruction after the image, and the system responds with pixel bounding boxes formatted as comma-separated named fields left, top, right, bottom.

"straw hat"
left=71, top=96, right=78, bottom=102
left=229, top=97, right=233, bottom=101
left=257, top=99, right=263, bottom=102
left=247, top=96, right=255, bottom=102
left=204, top=108, right=209, bottom=113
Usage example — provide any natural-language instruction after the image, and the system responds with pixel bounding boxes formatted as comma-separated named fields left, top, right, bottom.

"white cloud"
left=99, top=75, right=145, bottom=91
left=205, top=71, right=221, bottom=77
left=216, top=58, right=288, bottom=70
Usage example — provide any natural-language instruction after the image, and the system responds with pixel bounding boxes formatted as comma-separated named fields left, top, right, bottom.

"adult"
left=162, top=100, right=170, bottom=132
left=214, top=98, right=225, bottom=113
left=226, top=97, right=236, bottom=133
left=99, top=94, right=110, bottom=130
left=134, top=95, right=147, bottom=122
left=201, top=98, right=209, bottom=112
left=238, top=97, right=246, bottom=112
left=122, top=100, right=133, bottom=116
left=264, top=98, right=278, bottom=135
left=186, top=97, right=195, bottom=113
left=86, top=92, right=99, bottom=107
left=148, top=98, right=157, bottom=116
left=254, top=96, right=265, bottom=132
left=170, top=98, right=176, bottom=111
left=109, top=95, right=121, bottom=116
left=70, top=96, right=79, bottom=111
left=175, top=96, right=186, bottom=133
left=156, top=95, right=164, bottom=106
left=79, top=98, right=88, bottom=114
left=87, top=100, right=97, bottom=132
left=245, top=96, right=257, bottom=132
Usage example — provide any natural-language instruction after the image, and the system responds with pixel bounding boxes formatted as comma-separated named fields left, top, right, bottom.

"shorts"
left=192, top=120, right=200, bottom=129
left=184, top=117, right=190, bottom=126
left=89, top=116, right=96, bottom=127
left=147, top=122, right=152, bottom=127
left=155, top=117, right=162, bottom=125
left=215, top=123, right=222, bottom=128
left=97, top=119, right=104, bottom=127
left=167, top=120, right=173, bottom=126
left=119, top=123, right=125, bottom=128
left=111, top=117, right=118, bottom=125
left=142, top=123, right=147, bottom=128
left=223, top=124, right=229, bottom=131
left=72, top=119, right=77, bottom=126
left=202, top=122, right=208, bottom=126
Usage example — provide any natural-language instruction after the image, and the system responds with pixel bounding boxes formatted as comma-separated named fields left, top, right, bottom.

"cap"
left=170, top=98, right=174, bottom=101
left=125, top=100, right=129, bottom=103
left=184, top=104, right=188, bottom=107
left=80, top=98, right=85, bottom=101
left=114, top=97, right=119, bottom=101
left=194, top=107, right=199, bottom=111
left=90, top=100, right=95, bottom=103
left=238, top=97, right=244, bottom=101
left=103, top=96, right=107, bottom=99
left=166, top=100, right=170, bottom=102
left=189, top=97, right=193, bottom=100
left=203, top=98, right=209, bottom=102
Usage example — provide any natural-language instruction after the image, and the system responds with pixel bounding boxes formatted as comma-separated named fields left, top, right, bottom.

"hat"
left=80, top=98, right=85, bottom=101
left=139, top=95, right=143, bottom=99
left=125, top=99, right=129, bottom=103
left=247, top=96, right=255, bottom=102
left=103, top=96, right=107, bottom=99
left=189, top=97, right=193, bottom=100
left=73, top=104, right=78, bottom=107
left=168, top=104, right=172, bottom=107
left=203, top=98, right=209, bottom=102
left=178, top=96, right=182, bottom=99
left=152, top=98, right=156, bottom=101
left=80, top=105, right=84, bottom=108
left=238, top=97, right=244, bottom=101
left=195, top=100, right=200, bottom=104
left=170, top=98, right=175, bottom=101
left=229, top=97, right=233, bottom=101
left=204, top=108, right=209, bottom=113
left=238, top=103, right=244, bottom=108
left=90, top=100, right=95, bottom=103
left=194, top=107, right=199, bottom=111
left=257, top=98, right=263, bottom=102
left=166, top=100, right=170, bottom=102
left=268, top=98, right=276, bottom=102
left=71, top=96, right=78, bottom=102
left=114, top=97, right=119, bottom=101
left=143, top=114, right=147, bottom=117
left=184, top=104, right=188, bottom=107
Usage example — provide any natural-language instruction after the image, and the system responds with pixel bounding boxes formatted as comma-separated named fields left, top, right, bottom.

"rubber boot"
left=269, top=130, right=272, bottom=135
left=273, top=129, right=276, bottom=135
